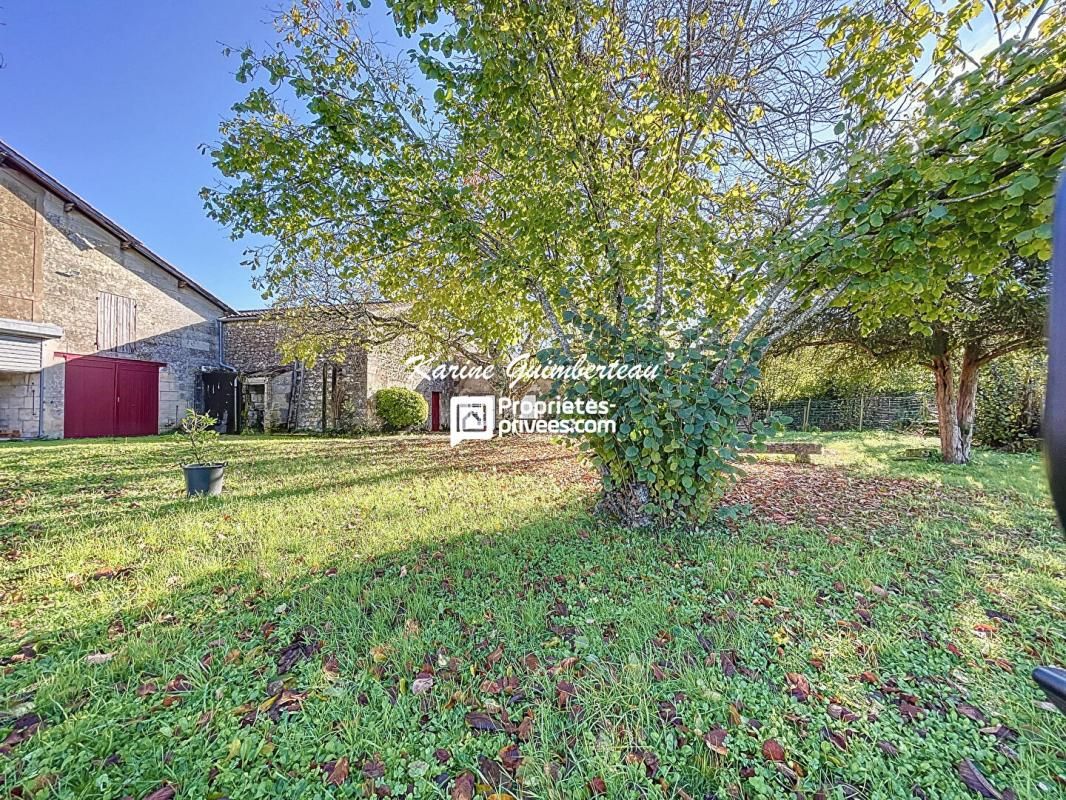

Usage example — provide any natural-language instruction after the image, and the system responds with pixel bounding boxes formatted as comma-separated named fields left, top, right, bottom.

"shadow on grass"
left=3, top=497, right=1065, bottom=799
left=3, top=433, right=1065, bottom=799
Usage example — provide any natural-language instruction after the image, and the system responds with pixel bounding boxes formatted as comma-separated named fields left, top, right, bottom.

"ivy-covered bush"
left=974, top=352, right=1044, bottom=449
left=545, top=312, right=779, bottom=529
left=374, top=387, right=428, bottom=431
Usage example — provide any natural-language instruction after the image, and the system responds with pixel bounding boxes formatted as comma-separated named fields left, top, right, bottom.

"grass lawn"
left=1, top=432, right=1064, bottom=799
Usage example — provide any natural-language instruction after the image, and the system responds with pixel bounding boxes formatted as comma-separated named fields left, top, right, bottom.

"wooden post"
left=858, top=395, right=865, bottom=432
left=803, top=397, right=811, bottom=432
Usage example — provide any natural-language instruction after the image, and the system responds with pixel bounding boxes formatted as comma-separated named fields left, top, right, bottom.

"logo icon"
left=450, top=395, right=496, bottom=446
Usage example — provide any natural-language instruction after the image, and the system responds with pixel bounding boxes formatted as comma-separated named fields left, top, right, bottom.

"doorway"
left=430, top=391, right=442, bottom=432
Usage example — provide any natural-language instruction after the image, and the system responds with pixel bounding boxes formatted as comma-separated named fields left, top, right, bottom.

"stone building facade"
left=221, top=309, right=454, bottom=432
left=0, top=140, right=459, bottom=440
left=0, top=140, right=232, bottom=439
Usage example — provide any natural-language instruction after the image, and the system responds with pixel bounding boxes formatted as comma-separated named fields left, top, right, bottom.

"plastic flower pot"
left=182, top=463, right=226, bottom=497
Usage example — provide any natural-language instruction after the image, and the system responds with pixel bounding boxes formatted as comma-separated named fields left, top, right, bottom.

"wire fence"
left=752, top=393, right=937, bottom=432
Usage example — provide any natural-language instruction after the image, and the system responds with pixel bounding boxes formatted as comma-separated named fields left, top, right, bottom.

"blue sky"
left=0, top=1, right=402, bottom=310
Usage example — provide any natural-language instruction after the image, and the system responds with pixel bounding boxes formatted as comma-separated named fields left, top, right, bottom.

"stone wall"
left=0, top=372, right=39, bottom=437
left=223, top=317, right=453, bottom=432
left=0, top=162, right=227, bottom=438
left=366, top=332, right=454, bottom=429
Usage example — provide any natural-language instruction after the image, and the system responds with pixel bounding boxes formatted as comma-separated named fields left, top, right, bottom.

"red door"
left=63, top=357, right=118, bottom=438
left=116, top=361, right=161, bottom=436
left=63, top=355, right=161, bottom=438
left=430, top=391, right=441, bottom=432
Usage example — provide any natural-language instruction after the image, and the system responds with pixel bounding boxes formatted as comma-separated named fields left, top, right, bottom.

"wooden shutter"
left=97, top=292, right=137, bottom=353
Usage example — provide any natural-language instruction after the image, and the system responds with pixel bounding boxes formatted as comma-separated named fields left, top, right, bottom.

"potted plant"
left=176, top=409, right=226, bottom=497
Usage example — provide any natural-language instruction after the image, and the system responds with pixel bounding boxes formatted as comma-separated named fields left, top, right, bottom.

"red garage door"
left=62, top=355, right=162, bottom=438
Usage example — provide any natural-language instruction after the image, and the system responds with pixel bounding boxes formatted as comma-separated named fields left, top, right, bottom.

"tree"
left=205, top=0, right=859, bottom=527
left=779, top=1, right=1062, bottom=462
left=779, top=253, right=1047, bottom=462
left=204, top=0, right=1063, bottom=521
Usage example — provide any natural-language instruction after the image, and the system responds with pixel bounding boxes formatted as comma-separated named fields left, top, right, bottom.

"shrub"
left=374, top=387, right=429, bottom=431
left=544, top=311, right=783, bottom=529
left=175, top=409, right=220, bottom=464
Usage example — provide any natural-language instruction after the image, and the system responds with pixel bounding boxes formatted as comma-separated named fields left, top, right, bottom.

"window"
left=97, top=292, right=137, bottom=353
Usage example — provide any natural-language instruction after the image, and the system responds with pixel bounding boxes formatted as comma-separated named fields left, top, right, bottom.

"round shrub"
left=374, top=387, right=429, bottom=431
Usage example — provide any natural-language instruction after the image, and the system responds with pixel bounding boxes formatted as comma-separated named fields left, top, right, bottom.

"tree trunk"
left=931, top=352, right=962, bottom=463
left=930, top=338, right=981, bottom=465
left=955, top=344, right=980, bottom=464
left=595, top=479, right=654, bottom=528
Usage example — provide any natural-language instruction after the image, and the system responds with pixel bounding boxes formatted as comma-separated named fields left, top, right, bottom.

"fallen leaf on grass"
left=0, top=713, right=41, bottom=754
left=878, top=740, right=900, bottom=757
left=321, top=653, right=339, bottom=677
left=412, top=676, right=434, bottom=695
left=142, top=785, right=176, bottom=800
left=703, top=726, right=728, bottom=756
left=821, top=726, right=848, bottom=751
left=786, top=672, right=811, bottom=702
left=0, top=642, right=38, bottom=666
left=517, top=714, right=533, bottom=742
left=478, top=754, right=503, bottom=786
left=451, top=771, right=476, bottom=800
left=957, top=759, right=1011, bottom=799
left=498, top=743, right=521, bottom=771
left=165, top=675, right=193, bottom=693
left=761, top=739, right=786, bottom=762
left=85, top=652, right=114, bottom=665
left=588, top=776, right=608, bottom=796
left=326, top=756, right=350, bottom=786
left=363, top=756, right=385, bottom=778
left=955, top=702, right=986, bottom=723
left=899, top=701, right=922, bottom=721
left=556, top=681, right=577, bottom=708
left=827, top=703, right=858, bottom=723
left=727, top=703, right=743, bottom=726
left=484, top=643, right=504, bottom=670
left=465, top=711, right=506, bottom=732
left=277, top=626, right=322, bottom=674
left=719, top=651, right=738, bottom=678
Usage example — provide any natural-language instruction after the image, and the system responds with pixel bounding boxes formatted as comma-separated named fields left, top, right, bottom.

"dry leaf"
left=957, top=758, right=1004, bottom=799
left=761, top=739, right=786, bottom=762
left=326, top=756, right=350, bottom=786
left=451, top=771, right=476, bottom=800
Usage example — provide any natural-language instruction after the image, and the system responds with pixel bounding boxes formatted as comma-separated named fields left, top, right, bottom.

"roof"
left=220, top=308, right=271, bottom=321
left=0, top=138, right=236, bottom=315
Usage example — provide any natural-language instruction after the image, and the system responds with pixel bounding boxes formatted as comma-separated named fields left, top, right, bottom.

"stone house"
left=0, top=139, right=234, bottom=439
left=0, top=140, right=509, bottom=440
left=220, top=307, right=454, bottom=432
